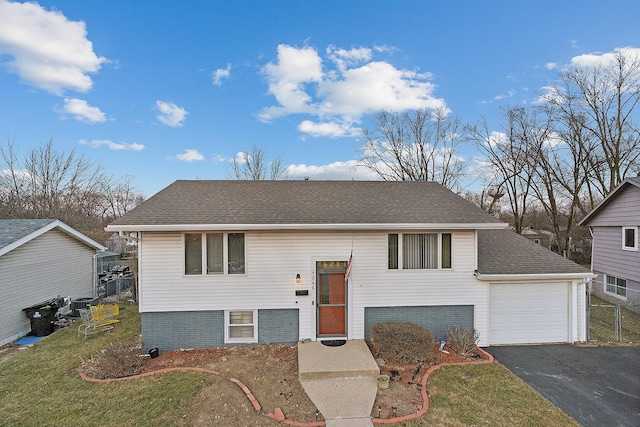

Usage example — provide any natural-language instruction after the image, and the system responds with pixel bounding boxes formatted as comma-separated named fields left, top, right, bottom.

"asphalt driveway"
left=487, top=345, right=640, bottom=427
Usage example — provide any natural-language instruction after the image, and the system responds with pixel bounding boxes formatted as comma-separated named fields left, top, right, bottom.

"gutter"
left=474, top=271, right=597, bottom=282
left=105, top=222, right=510, bottom=232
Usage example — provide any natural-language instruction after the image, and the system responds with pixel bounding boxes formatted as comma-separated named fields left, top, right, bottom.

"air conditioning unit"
left=71, top=297, right=100, bottom=317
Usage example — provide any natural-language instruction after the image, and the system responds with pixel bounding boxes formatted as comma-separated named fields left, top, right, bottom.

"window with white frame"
left=225, top=310, right=257, bottom=343
left=388, top=233, right=452, bottom=270
left=184, top=232, right=245, bottom=275
left=605, top=274, right=627, bottom=298
left=622, top=227, right=637, bottom=251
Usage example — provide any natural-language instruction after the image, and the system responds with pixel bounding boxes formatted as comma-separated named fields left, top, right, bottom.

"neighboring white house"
left=0, top=219, right=105, bottom=346
left=579, top=176, right=640, bottom=306
left=106, top=180, right=594, bottom=351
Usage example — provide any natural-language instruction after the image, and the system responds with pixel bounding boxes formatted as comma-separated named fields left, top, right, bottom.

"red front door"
left=317, top=272, right=347, bottom=336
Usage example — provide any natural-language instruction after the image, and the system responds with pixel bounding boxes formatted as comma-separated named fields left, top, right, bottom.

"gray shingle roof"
left=108, top=180, right=505, bottom=229
left=0, top=219, right=57, bottom=250
left=477, top=228, right=589, bottom=275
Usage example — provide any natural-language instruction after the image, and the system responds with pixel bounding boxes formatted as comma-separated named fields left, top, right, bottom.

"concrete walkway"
left=298, top=340, right=380, bottom=426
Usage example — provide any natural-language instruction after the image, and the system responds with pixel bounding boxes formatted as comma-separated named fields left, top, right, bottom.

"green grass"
left=406, top=363, right=579, bottom=426
left=0, top=305, right=580, bottom=426
left=0, top=304, right=204, bottom=427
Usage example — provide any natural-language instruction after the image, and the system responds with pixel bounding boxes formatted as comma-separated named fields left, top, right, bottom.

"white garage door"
left=490, top=282, right=569, bottom=345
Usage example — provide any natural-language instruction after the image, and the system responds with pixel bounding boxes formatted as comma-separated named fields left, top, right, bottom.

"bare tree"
left=544, top=49, right=640, bottom=202
left=358, top=108, right=467, bottom=192
left=0, top=139, right=142, bottom=234
left=467, top=107, right=540, bottom=233
left=99, top=175, right=146, bottom=222
left=230, top=144, right=289, bottom=180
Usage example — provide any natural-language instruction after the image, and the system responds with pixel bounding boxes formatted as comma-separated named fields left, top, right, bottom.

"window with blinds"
left=184, top=232, right=245, bottom=275
left=388, top=233, right=452, bottom=270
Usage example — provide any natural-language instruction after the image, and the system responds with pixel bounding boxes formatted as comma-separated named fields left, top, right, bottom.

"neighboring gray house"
left=579, top=176, right=640, bottom=306
left=520, top=227, right=554, bottom=250
left=0, top=219, right=105, bottom=345
left=107, top=180, right=593, bottom=351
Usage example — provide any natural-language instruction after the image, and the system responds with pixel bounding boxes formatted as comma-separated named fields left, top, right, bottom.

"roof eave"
left=579, top=177, right=640, bottom=226
left=106, top=222, right=509, bottom=232
left=0, top=220, right=106, bottom=257
left=474, top=271, right=596, bottom=282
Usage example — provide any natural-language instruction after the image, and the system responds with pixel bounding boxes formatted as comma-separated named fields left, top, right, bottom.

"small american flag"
left=345, top=252, right=352, bottom=282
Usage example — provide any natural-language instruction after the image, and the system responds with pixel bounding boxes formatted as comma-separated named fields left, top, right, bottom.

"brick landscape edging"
left=78, top=346, right=494, bottom=426
left=372, top=347, right=495, bottom=424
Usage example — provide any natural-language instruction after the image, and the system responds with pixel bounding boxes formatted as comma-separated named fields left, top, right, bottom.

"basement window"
left=605, top=275, right=627, bottom=299
left=225, top=310, right=257, bottom=343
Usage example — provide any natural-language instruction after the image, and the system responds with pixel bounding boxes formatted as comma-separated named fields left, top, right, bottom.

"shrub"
left=81, top=336, right=144, bottom=378
left=370, top=322, right=434, bottom=364
left=446, top=325, right=479, bottom=356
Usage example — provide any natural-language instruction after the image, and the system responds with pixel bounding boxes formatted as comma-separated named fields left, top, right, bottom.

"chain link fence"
left=588, top=282, right=640, bottom=343
left=98, top=273, right=136, bottom=299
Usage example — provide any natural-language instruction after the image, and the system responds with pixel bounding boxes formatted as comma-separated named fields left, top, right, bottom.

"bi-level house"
left=106, top=180, right=593, bottom=351
left=579, top=176, right=640, bottom=306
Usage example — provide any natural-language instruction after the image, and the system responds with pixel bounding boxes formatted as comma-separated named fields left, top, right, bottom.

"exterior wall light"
left=295, top=274, right=301, bottom=284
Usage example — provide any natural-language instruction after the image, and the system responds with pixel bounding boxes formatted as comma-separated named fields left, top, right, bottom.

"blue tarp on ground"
left=15, top=337, right=43, bottom=345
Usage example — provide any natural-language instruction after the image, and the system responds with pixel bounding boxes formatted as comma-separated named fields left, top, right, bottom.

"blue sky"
left=1, top=0, right=638, bottom=197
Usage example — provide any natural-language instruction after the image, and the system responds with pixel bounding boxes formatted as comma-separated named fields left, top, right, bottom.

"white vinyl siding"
left=138, top=230, right=485, bottom=343
left=138, top=229, right=586, bottom=346
left=0, top=229, right=96, bottom=346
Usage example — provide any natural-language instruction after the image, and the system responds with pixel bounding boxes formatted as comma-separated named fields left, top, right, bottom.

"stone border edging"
left=78, top=346, right=494, bottom=427
left=78, top=366, right=321, bottom=426
left=371, top=347, right=495, bottom=424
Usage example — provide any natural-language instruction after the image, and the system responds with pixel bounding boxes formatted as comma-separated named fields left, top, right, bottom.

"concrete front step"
left=298, top=339, right=380, bottom=381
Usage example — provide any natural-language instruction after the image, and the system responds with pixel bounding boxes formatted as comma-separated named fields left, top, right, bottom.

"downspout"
left=92, top=252, right=99, bottom=298
left=586, top=226, right=595, bottom=342
left=588, top=226, right=594, bottom=272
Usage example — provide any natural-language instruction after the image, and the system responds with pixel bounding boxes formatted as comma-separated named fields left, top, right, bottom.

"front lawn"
left=0, top=304, right=578, bottom=426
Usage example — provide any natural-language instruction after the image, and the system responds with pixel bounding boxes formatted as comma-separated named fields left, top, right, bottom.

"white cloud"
left=212, top=63, right=231, bottom=86
left=286, top=160, right=378, bottom=180
left=533, top=85, right=563, bottom=105
left=493, top=89, right=517, bottom=101
left=155, top=100, right=188, bottom=127
left=327, top=45, right=372, bottom=71
left=570, top=46, right=640, bottom=68
left=373, top=44, right=399, bottom=54
left=0, top=0, right=106, bottom=94
left=259, top=44, right=323, bottom=120
left=58, top=98, right=106, bottom=123
left=176, top=149, right=204, bottom=162
left=259, top=44, right=447, bottom=138
left=79, top=139, right=144, bottom=151
left=297, top=120, right=359, bottom=138
left=545, top=62, right=557, bottom=70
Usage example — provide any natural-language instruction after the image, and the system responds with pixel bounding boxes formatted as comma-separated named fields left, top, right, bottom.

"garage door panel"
left=490, top=282, right=569, bottom=345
